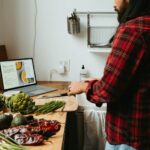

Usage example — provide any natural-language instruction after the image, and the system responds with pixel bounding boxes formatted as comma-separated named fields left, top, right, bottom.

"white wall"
left=2, top=0, right=116, bottom=81
left=0, top=0, right=4, bottom=44
left=2, top=0, right=35, bottom=58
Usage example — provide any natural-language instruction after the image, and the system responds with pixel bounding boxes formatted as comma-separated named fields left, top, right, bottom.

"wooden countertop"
left=37, top=81, right=70, bottom=90
left=26, top=112, right=67, bottom=150
left=26, top=81, right=71, bottom=150
left=1, top=81, right=73, bottom=150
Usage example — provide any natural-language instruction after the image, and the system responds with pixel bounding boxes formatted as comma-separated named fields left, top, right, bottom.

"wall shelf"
left=72, top=9, right=117, bottom=53
left=88, top=48, right=111, bottom=53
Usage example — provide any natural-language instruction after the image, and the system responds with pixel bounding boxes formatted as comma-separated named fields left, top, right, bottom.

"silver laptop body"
left=0, top=58, right=57, bottom=96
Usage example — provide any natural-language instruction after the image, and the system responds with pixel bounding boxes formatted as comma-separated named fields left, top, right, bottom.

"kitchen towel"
left=83, top=109, right=106, bottom=150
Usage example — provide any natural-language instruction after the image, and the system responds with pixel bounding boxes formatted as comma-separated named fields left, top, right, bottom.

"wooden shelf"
left=88, top=47, right=111, bottom=53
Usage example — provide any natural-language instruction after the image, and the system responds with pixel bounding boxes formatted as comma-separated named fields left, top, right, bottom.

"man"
left=68, top=0, right=150, bottom=149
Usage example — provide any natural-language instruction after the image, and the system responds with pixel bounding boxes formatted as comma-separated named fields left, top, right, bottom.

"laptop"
left=0, top=58, right=57, bottom=96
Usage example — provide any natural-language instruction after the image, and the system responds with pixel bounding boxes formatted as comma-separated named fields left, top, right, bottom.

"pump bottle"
left=80, top=65, right=88, bottom=81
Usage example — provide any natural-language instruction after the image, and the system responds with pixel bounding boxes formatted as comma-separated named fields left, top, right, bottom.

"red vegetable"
left=0, top=119, right=61, bottom=145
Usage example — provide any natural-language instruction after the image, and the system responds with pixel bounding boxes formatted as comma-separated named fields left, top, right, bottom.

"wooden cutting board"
left=33, top=96, right=78, bottom=112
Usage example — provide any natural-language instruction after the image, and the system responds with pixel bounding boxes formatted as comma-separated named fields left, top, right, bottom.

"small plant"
left=0, top=94, right=6, bottom=111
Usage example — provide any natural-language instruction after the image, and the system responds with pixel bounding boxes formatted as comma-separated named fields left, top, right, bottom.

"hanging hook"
left=73, top=8, right=77, bottom=15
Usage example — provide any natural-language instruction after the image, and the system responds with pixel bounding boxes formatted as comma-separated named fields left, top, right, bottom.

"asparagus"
left=35, top=100, right=66, bottom=114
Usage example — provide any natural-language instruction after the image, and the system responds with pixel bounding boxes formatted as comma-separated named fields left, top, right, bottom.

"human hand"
left=68, top=81, right=88, bottom=95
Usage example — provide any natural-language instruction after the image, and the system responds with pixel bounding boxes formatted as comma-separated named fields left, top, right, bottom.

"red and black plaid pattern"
left=86, top=16, right=150, bottom=150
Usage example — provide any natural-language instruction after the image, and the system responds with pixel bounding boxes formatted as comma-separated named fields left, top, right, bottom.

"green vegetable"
left=0, top=94, right=6, bottom=111
left=6, top=91, right=36, bottom=114
left=0, top=132, right=28, bottom=150
left=11, top=114, right=27, bottom=127
left=0, top=113, right=13, bottom=130
left=35, top=100, right=66, bottom=114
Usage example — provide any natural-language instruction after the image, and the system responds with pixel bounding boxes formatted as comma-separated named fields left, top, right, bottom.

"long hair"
left=120, top=0, right=150, bottom=23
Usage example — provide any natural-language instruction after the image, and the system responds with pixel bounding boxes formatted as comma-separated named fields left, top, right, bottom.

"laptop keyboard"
left=11, top=85, right=57, bottom=96
left=16, top=85, right=47, bottom=93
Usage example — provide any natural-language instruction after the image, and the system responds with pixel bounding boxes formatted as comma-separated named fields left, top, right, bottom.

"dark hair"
left=109, top=0, right=150, bottom=44
left=120, top=0, right=150, bottom=23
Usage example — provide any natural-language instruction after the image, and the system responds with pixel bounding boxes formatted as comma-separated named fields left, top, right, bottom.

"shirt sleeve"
left=85, top=26, right=145, bottom=105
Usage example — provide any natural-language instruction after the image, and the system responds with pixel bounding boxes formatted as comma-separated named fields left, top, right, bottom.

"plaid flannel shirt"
left=86, top=16, right=150, bottom=150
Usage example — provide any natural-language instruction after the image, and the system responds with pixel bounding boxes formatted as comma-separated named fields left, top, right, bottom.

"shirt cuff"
left=85, top=80, right=104, bottom=107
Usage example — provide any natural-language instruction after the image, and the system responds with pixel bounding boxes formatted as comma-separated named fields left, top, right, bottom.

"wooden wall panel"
left=0, top=45, right=7, bottom=61
left=0, top=45, right=7, bottom=90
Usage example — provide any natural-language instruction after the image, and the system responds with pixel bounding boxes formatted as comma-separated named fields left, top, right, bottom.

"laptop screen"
left=0, top=58, right=37, bottom=90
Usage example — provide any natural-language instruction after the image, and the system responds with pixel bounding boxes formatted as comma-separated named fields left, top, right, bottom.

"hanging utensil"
left=67, top=12, right=80, bottom=34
